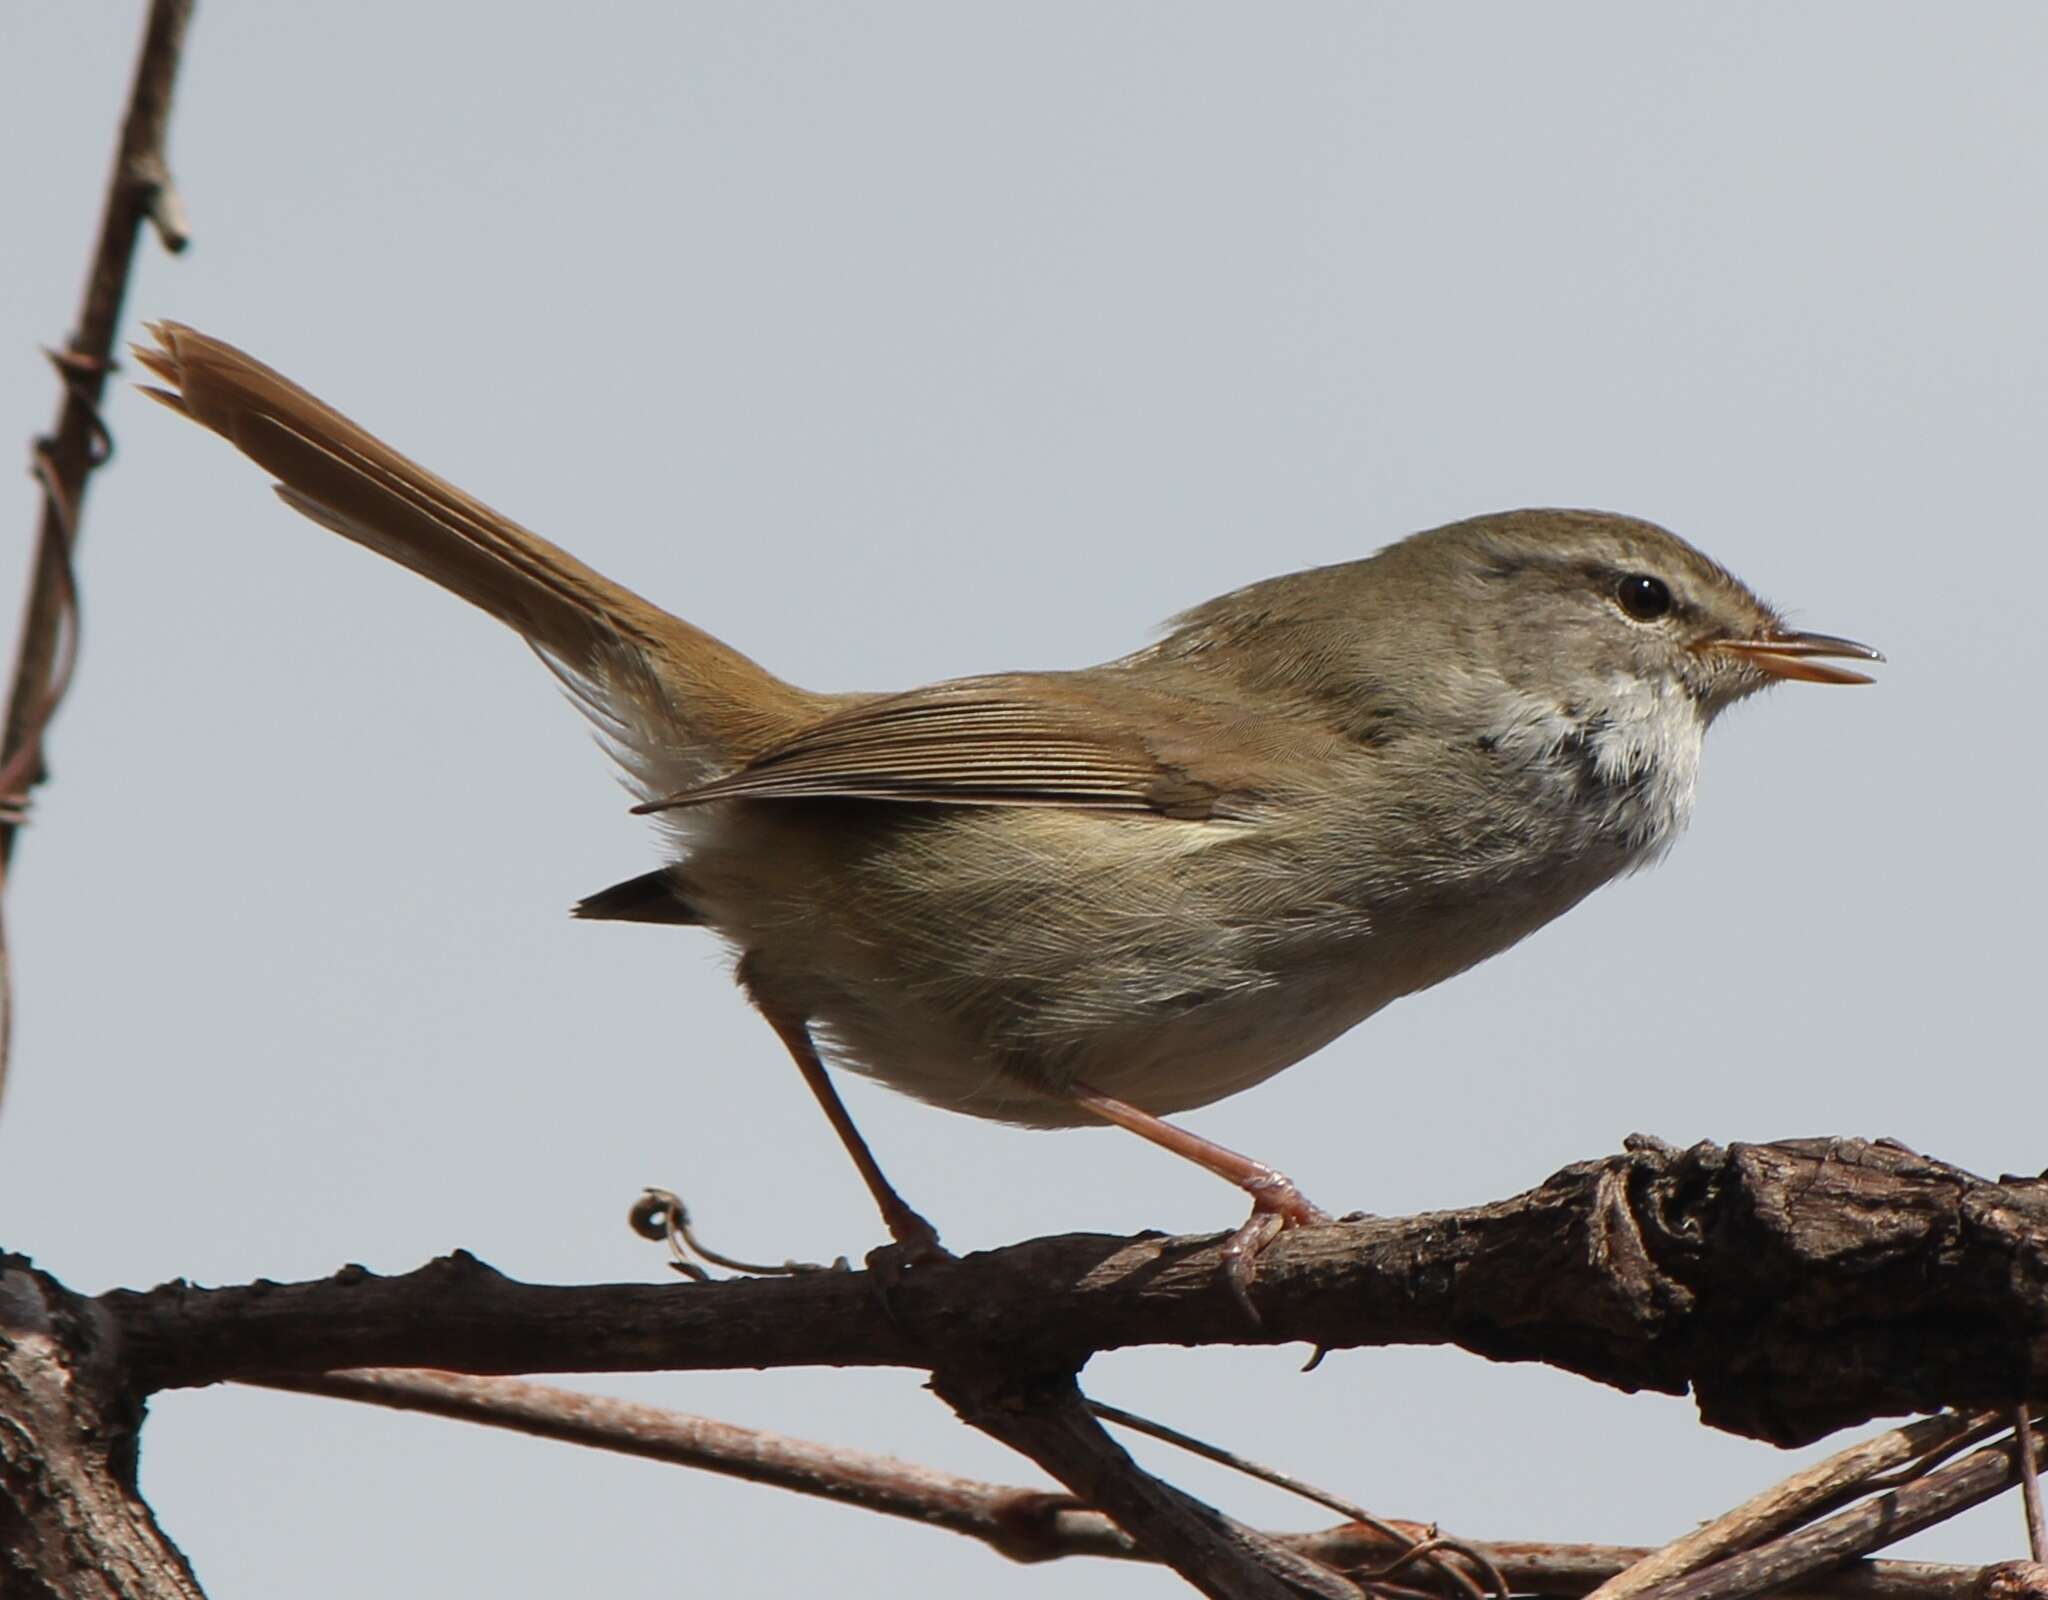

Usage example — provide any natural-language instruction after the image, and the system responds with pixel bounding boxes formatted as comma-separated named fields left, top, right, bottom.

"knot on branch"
left=1505, top=1138, right=2048, bottom=1444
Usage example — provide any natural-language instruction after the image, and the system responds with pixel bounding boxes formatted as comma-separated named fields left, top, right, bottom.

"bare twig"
left=1649, top=1423, right=2048, bottom=1600
left=241, top=1366, right=2008, bottom=1598
left=2019, top=1412, right=2047, bottom=1564
left=266, top=1368, right=1357, bottom=1594
left=1588, top=1412, right=2002, bottom=1600
left=0, top=0, right=196, bottom=1105
left=253, top=1368, right=1116, bottom=1563
left=1088, top=1400, right=1505, bottom=1600
left=932, top=1363, right=1362, bottom=1599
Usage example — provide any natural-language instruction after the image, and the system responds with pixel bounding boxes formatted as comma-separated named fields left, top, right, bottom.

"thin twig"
left=1088, top=1400, right=1504, bottom=1600
left=249, top=1367, right=2006, bottom=1598
left=1587, top=1412, right=2000, bottom=1600
left=934, top=1365, right=1363, bottom=1599
left=0, top=0, right=196, bottom=1107
left=2016, top=1412, right=2046, bottom=1565
left=1854, top=1415, right=2020, bottom=1497
left=1649, top=1422, right=2047, bottom=1600
left=251, top=1369, right=1115, bottom=1564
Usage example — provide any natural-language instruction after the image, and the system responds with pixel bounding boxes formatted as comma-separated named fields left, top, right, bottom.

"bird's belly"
left=811, top=964, right=1393, bottom=1128
left=686, top=800, right=1619, bottom=1131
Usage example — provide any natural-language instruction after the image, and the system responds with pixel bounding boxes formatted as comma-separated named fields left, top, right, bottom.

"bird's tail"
left=136, top=322, right=832, bottom=797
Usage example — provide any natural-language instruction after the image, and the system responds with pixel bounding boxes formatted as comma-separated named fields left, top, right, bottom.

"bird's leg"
left=1066, top=1082, right=1326, bottom=1224
left=1066, top=1081, right=1327, bottom=1315
left=758, top=1005, right=949, bottom=1263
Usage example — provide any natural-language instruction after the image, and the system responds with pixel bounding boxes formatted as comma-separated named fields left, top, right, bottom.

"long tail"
left=135, top=322, right=833, bottom=796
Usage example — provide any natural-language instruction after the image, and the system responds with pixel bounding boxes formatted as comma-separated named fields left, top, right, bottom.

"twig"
left=1088, top=1400, right=1504, bottom=1600
left=931, top=1363, right=1362, bottom=1599
left=253, top=1368, right=1113, bottom=1563
left=1588, top=1412, right=2001, bottom=1600
left=2019, top=1412, right=2047, bottom=1564
left=1649, top=1423, right=2047, bottom=1600
left=242, top=1367, right=2003, bottom=1598
left=0, top=0, right=196, bottom=1106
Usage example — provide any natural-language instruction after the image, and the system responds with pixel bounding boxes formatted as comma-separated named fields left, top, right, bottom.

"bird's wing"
left=634, top=673, right=1270, bottom=821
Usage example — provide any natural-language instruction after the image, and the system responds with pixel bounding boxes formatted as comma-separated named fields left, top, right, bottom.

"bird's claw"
left=1218, top=1172, right=1328, bottom=1325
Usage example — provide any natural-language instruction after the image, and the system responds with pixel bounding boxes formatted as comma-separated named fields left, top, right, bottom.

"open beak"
left=1703, top=629, right=1884, bottom=685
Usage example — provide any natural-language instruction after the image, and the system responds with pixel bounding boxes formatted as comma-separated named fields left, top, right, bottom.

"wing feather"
left=633, top=675, right=1257, bottom=819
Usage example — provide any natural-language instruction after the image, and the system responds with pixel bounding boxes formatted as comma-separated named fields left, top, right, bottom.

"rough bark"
left=0, top=1258, right=202, bottom=1600
left=93, top=1138, right=2048, bottom=1447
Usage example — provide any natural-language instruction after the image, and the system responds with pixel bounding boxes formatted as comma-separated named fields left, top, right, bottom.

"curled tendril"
left=630, top=1187, right=848, bottom=1280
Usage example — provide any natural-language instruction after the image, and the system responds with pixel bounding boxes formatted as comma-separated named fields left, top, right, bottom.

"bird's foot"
left=1219, top=1169, right=1328, bottom=1326
left=867, top=1199, right=954, bottom=1276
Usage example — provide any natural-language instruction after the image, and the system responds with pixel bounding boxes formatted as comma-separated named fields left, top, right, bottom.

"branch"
left=1, top=0, right=193, bottom=858
left=262, top=1369, right=2025, bottom=1600
left=257, top=1367, right=1117, bottom=1564
left=98, top=1138, right=2048, bottom=1446
left=1653, top=1423, right=2046, bottom=1600
left=0, top=0, right=196, bottom=1098
left=1588, top=1412, right=2009, bottom=1600
left=0, top=1258, right=203, bottom=1599
left=930, top=1363, right=1363, bottom=1598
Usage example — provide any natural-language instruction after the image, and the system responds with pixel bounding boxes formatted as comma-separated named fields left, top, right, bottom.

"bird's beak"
left=1702, top=629, right=1885, bottom=685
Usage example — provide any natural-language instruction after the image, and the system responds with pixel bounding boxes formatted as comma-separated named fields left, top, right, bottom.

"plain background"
left=3, top=5, right=2044, bottom=1596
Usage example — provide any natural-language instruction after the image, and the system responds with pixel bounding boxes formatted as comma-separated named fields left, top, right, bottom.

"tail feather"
left=572, top=868, right=703, bottom=925
left=137, top=322, right=834, bottom=788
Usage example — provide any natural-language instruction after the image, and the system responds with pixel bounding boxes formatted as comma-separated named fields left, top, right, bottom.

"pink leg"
left=760, top=1007, right=948, bottom=1261
left=1066, top=1081, right=1327, bottom=1308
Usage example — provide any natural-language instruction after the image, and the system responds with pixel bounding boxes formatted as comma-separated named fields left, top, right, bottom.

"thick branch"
left=94, top=1139, right=2048, bottom=1446
left=0, top=1258, right=202, bottom=1599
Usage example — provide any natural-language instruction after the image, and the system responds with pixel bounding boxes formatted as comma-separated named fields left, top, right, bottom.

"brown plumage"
left=138, top=322, right=1878, bottom=1262
left=137, top=325, right=833, bottom=786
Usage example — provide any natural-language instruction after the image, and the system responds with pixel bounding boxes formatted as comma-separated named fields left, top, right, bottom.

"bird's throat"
left=1490, top=679, right=1704, bottom=867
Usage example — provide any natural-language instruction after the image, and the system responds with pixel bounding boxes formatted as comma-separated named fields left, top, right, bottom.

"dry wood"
left=254, top=1366, right=2014, bottom=1599
left=0, top=1257, right=203, bottom=1600
left=932, top=1364, right=1364, bottom=1598
left=1649, top=1424, right=2048, bottom=1600
left=0, top=0, right=194, bottom=1108
left=258, top=1367, right=1113, bottom=1563
left=99, top=1139, right=2048, bottom=1447
left=60, top=1134, right=2048, bottom=1597
left=2020, top=1409, right=2048, bottom=1562
left=1, top=0, right=192, bottom=862
left=1588, top=1412, right=2004, bottom=1600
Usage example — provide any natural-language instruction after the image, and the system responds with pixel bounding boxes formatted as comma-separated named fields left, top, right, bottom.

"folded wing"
left=635, top=673, right=1269, bottom=821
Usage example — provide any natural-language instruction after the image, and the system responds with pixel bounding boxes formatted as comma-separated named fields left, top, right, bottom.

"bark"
left=0, top=1258, right=202, bottom=1600
left=95, top=1138, right=2048, bottom=1447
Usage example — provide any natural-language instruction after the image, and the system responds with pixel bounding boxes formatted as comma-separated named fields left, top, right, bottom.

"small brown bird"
left=138, top=323, right=1879, bottom=1270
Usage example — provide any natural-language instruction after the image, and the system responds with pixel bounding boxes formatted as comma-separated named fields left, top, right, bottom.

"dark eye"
left=1615, top=573, right=1673, bottom=621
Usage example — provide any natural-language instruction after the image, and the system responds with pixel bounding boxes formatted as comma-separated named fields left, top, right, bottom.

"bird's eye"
left=1615, top=573, right=1673, bottom=621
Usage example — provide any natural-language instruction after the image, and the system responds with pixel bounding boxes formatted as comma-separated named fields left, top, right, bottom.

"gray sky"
left=4, top=5, right=2044, bottom=1595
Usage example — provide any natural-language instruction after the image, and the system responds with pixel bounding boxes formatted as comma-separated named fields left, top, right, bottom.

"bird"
left=136, top=321, right=1880, bottom=1272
